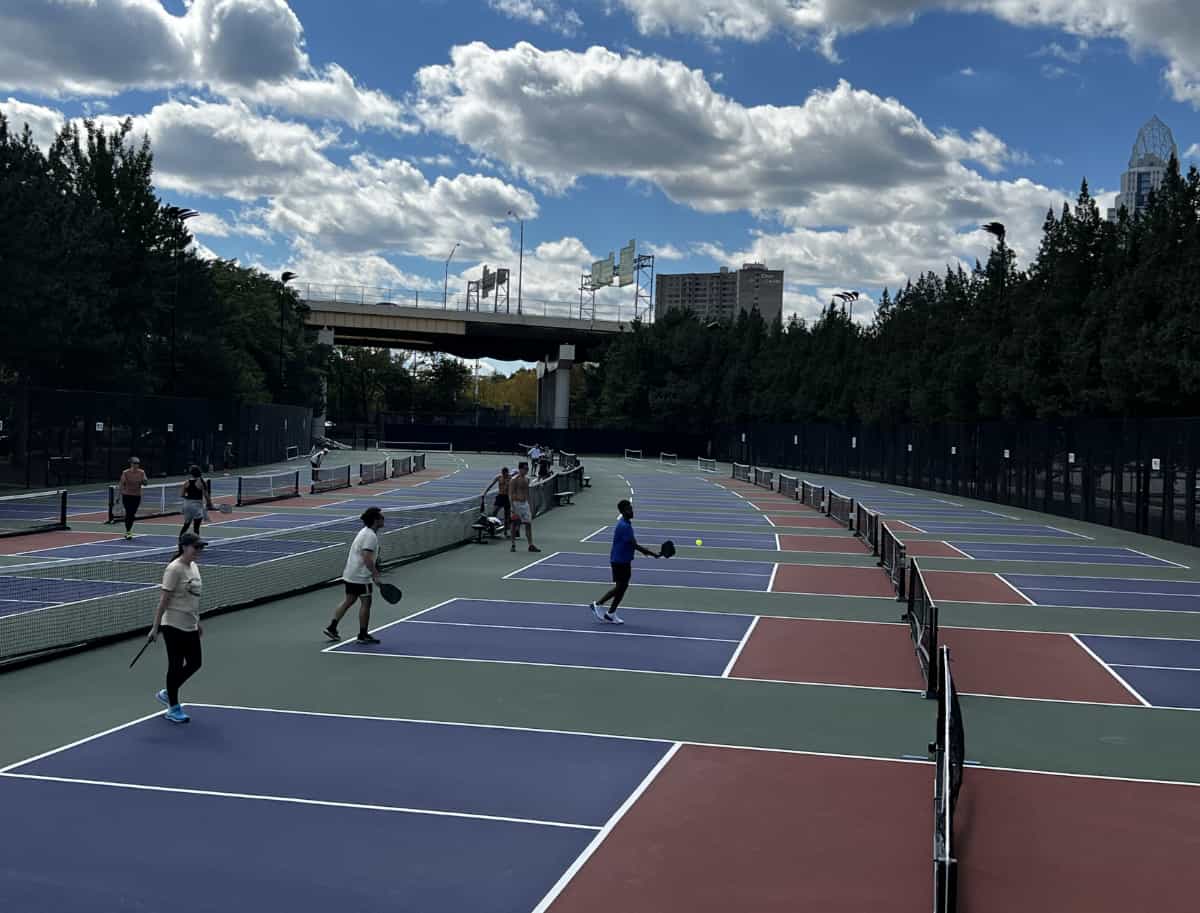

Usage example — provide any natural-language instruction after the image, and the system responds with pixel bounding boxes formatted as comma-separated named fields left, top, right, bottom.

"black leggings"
left=122, top=495, right=141, bottom=532
left=161, top=625, right=202, bottom=706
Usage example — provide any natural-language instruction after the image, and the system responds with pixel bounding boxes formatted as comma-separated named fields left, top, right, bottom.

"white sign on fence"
left=217, top=423, right=223, bottom=432
left=1068, top=452, right=1075, bottom=464
left=1004, top=449, right=1010, bottom=459
left=95, top=422, right=104, bottom=432
left=951, top=446, right=957, bottom=455
left=907, top=443, right=913, bottom=453
left=793, top=434, right=798, bottom=445
left=166, top=423, right=174, bottom=432
left=852, top=436, right=857, bottom=449
left=1152, top=458, right=1161, bottom=471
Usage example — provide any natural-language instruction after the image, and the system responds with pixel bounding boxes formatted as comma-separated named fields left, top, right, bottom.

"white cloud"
left=959, top=67, right=976, bottom=77
left=615, top=1, right=1200, bottom=108
left=0, top=97, right=64, bottom=148
left=645, top=242, right=686, bottom=259
left=189, top=213, right=234, bottom=238
left=1035, top=39, right=1088, bottom=64
left=0, top=0, right=408, bottom=130
left=1041, top=64, right=1069, bottom=80
left=1185, top=143, right=1200, bottom=159
left=489, top=0, right=583, bottom=36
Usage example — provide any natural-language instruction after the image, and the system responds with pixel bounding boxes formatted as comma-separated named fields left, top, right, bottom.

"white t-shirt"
left=160, top=558, right=202, bottom=631
left=342, top=527, right=380, bottom=583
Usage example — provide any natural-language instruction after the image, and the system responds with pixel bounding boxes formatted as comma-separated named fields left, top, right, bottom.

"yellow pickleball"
left=695, top=538, right=703, bottom=546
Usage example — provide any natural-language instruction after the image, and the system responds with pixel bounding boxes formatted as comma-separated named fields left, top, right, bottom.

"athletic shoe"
left=124, top=532, right=134, bottom=540
left=155, top=689, right=169, bottom=707
left=603, top=612, right=625, bottom=625
left=165, top=705, right=190, bottom=724
left=356, top=632, right=381, bottom=645
left=510, top=542, right=516, bottom=552
left=322, top=625, right=339, bottom=642
left=590, top=602, right=604, bottom=621
left=528, top=545, right=541, bottom=552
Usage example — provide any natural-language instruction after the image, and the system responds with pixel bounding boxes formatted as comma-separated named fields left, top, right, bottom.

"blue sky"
left=2, top=0, right=1199, bottom=371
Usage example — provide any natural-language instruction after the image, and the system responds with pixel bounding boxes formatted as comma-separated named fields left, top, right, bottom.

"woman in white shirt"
left=323, top=507, right=385, bottom=645
left=149, top=532, right=206, bottom=723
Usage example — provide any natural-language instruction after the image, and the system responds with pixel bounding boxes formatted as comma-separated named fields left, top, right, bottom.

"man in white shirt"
left=324, top=507, right=385, bottom=644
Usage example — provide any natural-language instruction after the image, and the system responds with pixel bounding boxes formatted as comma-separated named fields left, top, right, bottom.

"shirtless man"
left=508, top=462, right=539, bottom=553
left=482, top=466, right=512, bottom=537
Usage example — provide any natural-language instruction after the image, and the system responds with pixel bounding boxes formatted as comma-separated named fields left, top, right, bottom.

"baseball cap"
left=129, top=457, right=140, bottom=464
left=179, top=532, right=208, bottom=550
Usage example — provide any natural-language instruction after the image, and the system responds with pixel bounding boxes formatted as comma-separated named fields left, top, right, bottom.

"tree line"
left=584, top=165, right=1200, bottom=431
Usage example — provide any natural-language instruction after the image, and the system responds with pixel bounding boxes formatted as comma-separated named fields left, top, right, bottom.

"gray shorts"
left=181, top=500, right=208, bottom=523
left=513, top=501, right=532, bottom=523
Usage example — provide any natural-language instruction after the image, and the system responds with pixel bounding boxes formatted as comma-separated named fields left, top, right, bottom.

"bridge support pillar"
left=536, top=344, right=575, bottom=429
left=313, top=327, right=335, bottom=440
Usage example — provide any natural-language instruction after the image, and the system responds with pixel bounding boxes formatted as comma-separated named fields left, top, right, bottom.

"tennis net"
left=855, top=503, right=879, bottom=553
left=752, top=467, right=774, bottom=490
left=828, top=491, right=854, bottom=526
left=0, top=490, right=69, bottom=538
left=311, top=465, right=352, bottom=493
left=285, top=445, right=301, bottom=461
left=559, top=451, right=580, bottom=468
left=932, top=644, right=963, bottom=913
left=697, top=457, right=718, bottom=473
left=879, top=520, right=907, bottom=598
left=0, top=464, right=587, bottom=665
left=359, top=460, right=389, bottom=484
left=731, top=462, right=751, bottom=482
left=904, top=558, right=938, bottom=698
left=801, top=481, right=825, bottom=511
left=659, top=452, right=678, bottom=465
left=777, top=473, right=799, bottom=500
left=378, top=441, right=453, bottom=453
left=106, top=480, right=220, bottom=523
left=237, top=470, right=301, bottom=507
left=624, top=449, right=643, bottom=461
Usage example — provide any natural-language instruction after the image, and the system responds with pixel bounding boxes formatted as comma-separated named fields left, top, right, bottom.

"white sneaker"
left=603, top=612, right=624, bottom=625
left=589, top=602, right=604, bottom=621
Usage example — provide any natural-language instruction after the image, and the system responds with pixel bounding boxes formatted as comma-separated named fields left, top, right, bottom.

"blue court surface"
left=328, top=598, right=753, bottom=675
left=631, top=509, right=774, bottom=526
left=902, top=521, right=1090, bottom=538
left=582, top=525, right=779, bottom=551
left=15, top=534, right=182, bottom=559
left=1003, top=573, right=1200, bottom=613
left=0, top=575, right=157, bottom=619
left=507, top=551, right=776, bottom=592
left=950, top=542, right=1184, bottom=568
left=14, top=535, right=338, bottom=569
left=216, top=512, right=365, bottom=531
left=0, top=706, right=673, bottom=913
left=1078, top=634, right=1200, bottom=709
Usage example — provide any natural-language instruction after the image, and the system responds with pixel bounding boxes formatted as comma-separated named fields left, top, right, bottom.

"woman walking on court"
left=118, top=456, right=147, bottom=539
left=148, top=532, right=207, bottom=723
left=590, top=499, right=660, bottom=624
left=179, top=464, right=215, bottom=540
left=324, top=507, right=386, bottom=645
left=482, top=466, right=512, bottom=537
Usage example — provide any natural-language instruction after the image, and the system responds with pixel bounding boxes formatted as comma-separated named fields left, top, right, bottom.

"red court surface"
left=767, top=514, right=842, bottom=529
left=770, top=564, right=896, bottom=597
left=546, top=745, right=929, bottom=913
left=137, top=510, right=267, bottom=526
left=923, top=569, right=1030, bottom=604
left=730, top=617, right=1140, bottom=704
left=777, top=534, right=869, bottom=554
left=750, top=500, right=817, bottom=512
left=0, top=530, right=122, bottom=555
left=956, top=767, right=1200, bottom=912
left=884, top=519, right=922, bottom=533
left=902, top=539, right=968, bottom=558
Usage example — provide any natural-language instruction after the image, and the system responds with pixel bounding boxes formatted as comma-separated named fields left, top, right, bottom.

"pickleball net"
left=1, top=465, right=586, bottom=664
left=0, top=490, right=68, bottom=538
left=359, top=460, right=389, bottom=484
left=659, top=452, right=678, bottom=465
left=752, top=467, right=774, bottom=490
left=696, top=457, right=718, bottom=473
left=827, top=490, right=854, bottom=526
left=624, top=449, right=643, bottom=461
left=904, top=557, right=938, bottom=698
left=880, top=520, right=907, bottom=598
left=311, top=465, right=352, bottom=493
left=236, top=470, right=301, bottom=507
left=106, top=480, right=220, bottom=523
left=931, top=644, right=964, bottom=912
left=777, top=473, right=799, bottom=499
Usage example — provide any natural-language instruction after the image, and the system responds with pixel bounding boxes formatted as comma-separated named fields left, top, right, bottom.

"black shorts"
left=493, top=494, right=510, bottom=509
left=610, top=562, right=632, bottom=585
left=344, top=581, right=373, bottom=597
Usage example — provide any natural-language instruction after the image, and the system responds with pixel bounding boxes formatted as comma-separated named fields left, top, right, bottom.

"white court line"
left=0, top=772, right=599, bottom=831
left=982, top=510, right=1021, bottom=519
left=721, top=617, right=759, bottom=677
left=895, top=520, right=928, bottom=533
left=1126, top=547, right=1190, bottom=570
left=530, top=743, right=682, bottom=913
left=766, top=563, right=779, bottom=592
left=320, top=597, right=457, bottom=652
left=1044, top=525, right=1094, bottom=540
left=942, top=542, right=974, bottom=559
left=0, top=710, right=165, bottom=774
left=580, top=526, right=609, bottom=544
left=501, top=550, right=561, bottom=581
left=404, top=619, right=742, bottom=644
left=1112, top=662, right=1200, bottom=673
left=530, top=561, right=769, bottom=580
left=773, top=532, right=781, bottom=550
left=1068, top=634, right=1152, bottom=707
left=1017, top=585, right=1200, bottom=598
left=994, top=575, right=1038, bottom=606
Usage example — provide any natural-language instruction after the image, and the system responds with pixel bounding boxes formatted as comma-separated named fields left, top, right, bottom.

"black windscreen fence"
left=720, top=419, right=1200, bottom=547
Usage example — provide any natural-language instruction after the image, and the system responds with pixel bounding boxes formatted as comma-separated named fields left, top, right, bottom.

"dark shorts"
left=493, top=494, right=510, bottom=509
left=611, top=562, right=632, bottom=585
left=344, top=581, right=373, bottom=598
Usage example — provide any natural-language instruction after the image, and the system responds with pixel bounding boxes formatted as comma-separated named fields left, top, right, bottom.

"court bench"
left=553, top=491, right=575, bottom=506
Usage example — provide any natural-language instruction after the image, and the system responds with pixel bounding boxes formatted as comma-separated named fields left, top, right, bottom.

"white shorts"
left=181, top=500, right=208, bottom=523
left=513, top=501, right=532, bottom=523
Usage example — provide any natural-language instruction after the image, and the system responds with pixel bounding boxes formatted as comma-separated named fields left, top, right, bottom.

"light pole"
left=833, top=290, right=860, bottom=321
left=280, top=271, right=296, bottom=395
left=162, top=206, right=199, bottom=393
left=506, top=210, right=524, bottom=315
left=443, top=241, right=460, bottom=309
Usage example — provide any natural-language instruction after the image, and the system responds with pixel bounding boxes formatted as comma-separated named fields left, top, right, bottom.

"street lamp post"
left=443, top=241, right=460, bottom=309
left=162, top=206, right=199, bottom=394
left=280, top=271, right=296, bottom=395
left=506, top=210, right=524, bottom=315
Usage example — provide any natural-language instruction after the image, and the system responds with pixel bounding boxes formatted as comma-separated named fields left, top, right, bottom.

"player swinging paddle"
left=590, top=499, right=660, bottom=624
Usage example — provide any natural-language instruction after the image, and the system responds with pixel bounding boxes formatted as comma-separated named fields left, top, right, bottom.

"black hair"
left=361, top=506, right=383, bottom=527
left=518, top=461, right=528, bottom=470
left=617, top=499, right=632, bottom=513
left=189, top=464, right=202, bottom=477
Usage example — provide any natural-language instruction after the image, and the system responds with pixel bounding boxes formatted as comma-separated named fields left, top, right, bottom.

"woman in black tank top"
left=179, top=465, right=213, bottom=539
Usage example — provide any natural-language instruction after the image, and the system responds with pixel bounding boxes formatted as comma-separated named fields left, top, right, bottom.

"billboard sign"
left=482, top=265, right=494, bottom=298
left=590, top=252, right=615, bottom=288
left=618, top=239, right=636, bottom=287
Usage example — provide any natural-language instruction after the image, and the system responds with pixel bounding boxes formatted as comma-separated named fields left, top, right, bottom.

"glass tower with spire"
left=1108, top=116, right=1178, bottom=221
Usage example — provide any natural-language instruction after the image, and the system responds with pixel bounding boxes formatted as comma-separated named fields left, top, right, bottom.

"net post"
left=58, top=489, right=69, bottom=531
left=106, top=485, right=117, bottom=524
left=236, top=476, right=244, bottom=507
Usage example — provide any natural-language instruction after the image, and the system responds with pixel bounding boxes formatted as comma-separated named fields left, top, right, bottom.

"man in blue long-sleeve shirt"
left=590, top=499, right=660, bottom=624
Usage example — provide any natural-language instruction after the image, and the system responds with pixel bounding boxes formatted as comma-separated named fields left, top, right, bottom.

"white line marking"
left=580, top=526, right=609, bottom=544
left=0, top=710, right=165, bottom=774
left=320, top=597, right=458, bottom=652
left=0, top=772, right=599, bottom=830
left=501, top=550, right=561, bottom=581
left=1044, top=525, right=1093, bottom=540
left=530, top=743, right=682, bottom=912
left=994, top=574, right=1037, bottom=606
left=763, top=515, right=777, bottom=527
left=767, top=563, right=779, bottom=592
left=1125, top=547, right=1189, bottom=569
left=1112, top=662, right=1200, bottom=673
left=1068, top=633, right=1152, bottom=707
left=942, top=542, right=973, bottom=558
left=982, top=510, right=1021, bottom=519
left=405, top=619, right=741, bottom=644
left=721, top=617, right=759, bottom=677
left=773, top=532, right=781, bottom=550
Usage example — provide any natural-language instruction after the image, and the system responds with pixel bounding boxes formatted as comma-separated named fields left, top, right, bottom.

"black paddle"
left=378, top=582, right=403, bottom=605
left=660, top=540, right=676, bottom=559
left=129, top=635, right=154, bottom=668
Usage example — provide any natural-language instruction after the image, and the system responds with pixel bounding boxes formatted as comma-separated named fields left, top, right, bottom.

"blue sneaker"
left=165, top=705, right=190, bottom=724
left=155, top=689, right=169, bottom=707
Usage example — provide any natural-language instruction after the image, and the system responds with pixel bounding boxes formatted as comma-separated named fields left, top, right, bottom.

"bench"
left=582, top=476, right=591, bottom=488
left=471, top=516, right=504, bottom=543
left=553, top=491, right=574, bottom=506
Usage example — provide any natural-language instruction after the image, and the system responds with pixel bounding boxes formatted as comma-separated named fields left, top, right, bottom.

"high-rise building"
left=656, top=263, right=783, bottom=323
left=1108, top=116, right=1178, bottom=222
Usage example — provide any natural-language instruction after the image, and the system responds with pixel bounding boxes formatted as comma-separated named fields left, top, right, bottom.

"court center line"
left=993, top=574, right=1038, bottom=606
left=527, top=561, right=771, bottom=580
left=721, top=616, right=759, bottom=677
left=1111, top=662, right=1200, bottom=673
left=0, top=772, right=600, bottom=830
left=766, top=563, right=779, bottom=592
left=501, top=550, right=561, bottom=581
left=404, top=619, right=742, bottom=644
left=1067, top=634, right=1152, bottom=707
left=1124, top=547, right=1189, bottom=570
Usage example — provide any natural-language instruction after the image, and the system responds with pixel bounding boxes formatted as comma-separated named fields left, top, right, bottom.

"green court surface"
left=3, top=456, right=1199, bottom=911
